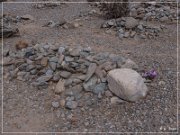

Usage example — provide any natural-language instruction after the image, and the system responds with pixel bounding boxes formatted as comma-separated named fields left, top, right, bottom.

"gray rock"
left=30, top=69, right=37, bottom=75
left=93, top=83, right=107, bottom=94
left=65, top=100, right=78, bottom=109
left=130, top=31, right=136, bottom=38
left=49, top=62, right=57, bottom=71
left=107, top=68, right=148, bottom=102
left=53, top=72, right=60, bottom=81
left=64, top=79, right=73, bottom=87
left=36, top=75, right=53, bottom=82
left=125, top=17, right=139, bottom=29
left=52, top=101, right=60, bottom=108
left=69, top=62, right=79, bottom=68
left=49, top=57, right=58, bottom=63
left=26, top=64, right=36, bottom=72
left=124, top=31, right=130, bottom=38
left=60, top=71, right=72, bottom=79
left=69, top=48, right=81, bottom=57
left=107, top=19, right=116, bottom=26
left=160, top=16, right=169, bottom=22
left=46, top=69, right=54, bottom=76
left=85, top=63, right=97, bottom=82
left=118, top=28, right=124, bottom=34
left=58, top=47, right=65, bottom=55
left=137, top=24, right=144, bottom=31
left=83, top=75, right=97, bottom=92
left=65, top=56, right=74, bottom=62
left=31, top=81, right=48, bottom=89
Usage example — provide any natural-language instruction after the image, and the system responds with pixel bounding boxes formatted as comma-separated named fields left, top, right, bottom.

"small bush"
left=100, top=0, right=129, bottom=19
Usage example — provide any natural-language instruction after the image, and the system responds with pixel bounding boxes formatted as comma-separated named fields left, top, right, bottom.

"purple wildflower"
left=143, top=69, right=157, bottom=80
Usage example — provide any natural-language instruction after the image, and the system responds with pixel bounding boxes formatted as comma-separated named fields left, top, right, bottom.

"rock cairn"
left=101, top=2, right=179, bottom=39
left=101, top=16, right=165, bottom=39
left=3, top=43, right=138, bottom=93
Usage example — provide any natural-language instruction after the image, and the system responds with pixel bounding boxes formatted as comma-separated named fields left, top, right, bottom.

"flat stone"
left=49, top=57, right=58, bottom=63
left=85, top=63, right=97, bottom=82
left=55, top=79, right=65, bottom=94
left=160, top=16, right=169, bottom=22
left=69, top=48, right=81, bottom=57
left=36, top=75, right=53, bottom=82
left=65, top=56, right=74, bottom=62
left=107, top=68, right=148, bottom=102
left=60, top=71, right=72, bottom=79
left=125, top=17, right=139, bottom=29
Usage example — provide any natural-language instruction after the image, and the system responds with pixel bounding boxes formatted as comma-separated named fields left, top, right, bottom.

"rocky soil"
left=0, top=0, right=179, bottom=134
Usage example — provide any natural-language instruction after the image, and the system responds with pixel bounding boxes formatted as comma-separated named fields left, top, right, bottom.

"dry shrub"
left=100, top=0, right=129, bottom=19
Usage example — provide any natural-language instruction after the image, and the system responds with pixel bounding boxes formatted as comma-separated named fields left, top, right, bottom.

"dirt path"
left=0, top=1, right=179, bottom=134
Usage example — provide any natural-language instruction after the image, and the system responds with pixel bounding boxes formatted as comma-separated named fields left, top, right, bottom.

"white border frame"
left=1, top=1, right=179, bottom=134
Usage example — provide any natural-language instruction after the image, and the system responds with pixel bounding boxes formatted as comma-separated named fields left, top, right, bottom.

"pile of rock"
left=101, top=17, right=164, bottom=39
left=3, top=43, right=148, bottom=108
left=129, top=2, right=178, bottom=22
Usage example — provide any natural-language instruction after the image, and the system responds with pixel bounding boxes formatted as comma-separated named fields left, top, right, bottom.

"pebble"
left=52, top=101, right=60, bottom=108
left=65, top=100, right=78, bottom=109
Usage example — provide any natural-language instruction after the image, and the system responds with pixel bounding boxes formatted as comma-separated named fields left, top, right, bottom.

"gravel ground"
left=0, top=0, right=179, bottom=134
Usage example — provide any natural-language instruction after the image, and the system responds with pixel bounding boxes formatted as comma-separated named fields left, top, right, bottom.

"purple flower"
left=143, top=69, right=157, bottom=80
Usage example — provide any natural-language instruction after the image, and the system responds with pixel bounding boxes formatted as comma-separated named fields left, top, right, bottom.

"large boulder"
left=107, top=68, right=148, bottom=102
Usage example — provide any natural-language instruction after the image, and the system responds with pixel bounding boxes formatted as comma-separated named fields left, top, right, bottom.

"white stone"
left=107, top=68, right=148, bottom=102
